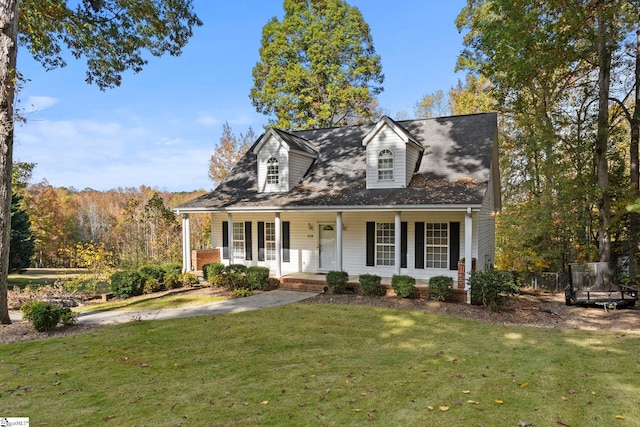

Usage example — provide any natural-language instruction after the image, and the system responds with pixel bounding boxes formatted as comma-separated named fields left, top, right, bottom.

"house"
left=174, top=113, right=500, bottom=301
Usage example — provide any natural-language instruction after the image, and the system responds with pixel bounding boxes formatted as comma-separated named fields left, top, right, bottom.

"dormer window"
left=266, top=157, right=279, bottom=184
left=378, top=149, right=394, bottom=181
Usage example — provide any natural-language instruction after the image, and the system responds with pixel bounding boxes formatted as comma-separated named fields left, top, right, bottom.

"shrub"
left=469, top=267, right=519, bottom=312
left=326, top=271, right=349, bottom=294
left=230, top=288, right=252, bottom=298
left=179, top=273, right=199, bottom=287
left=359, top=274, right=385, bottom=296
left=161, top=262, right=182, bottom=276
left=163, top=272, right=181, bottom=289
left=21, top=301, right=76, bottom=332
left=203, top=262, right=225, bottom=281
left=391, top=275, right=416, bottom=298
left=138, top=265, right=165, bottom=282
left=225, top=264, right=248, bottom=274
left=429, top=276, right=453, bottom=301
left=221, top=272, right=249, bottom=290
left=110, top=270, right=144, bottom=299
left=143, top=277, right=165, bottom=294
left=247, top=266, right=270, bottom=290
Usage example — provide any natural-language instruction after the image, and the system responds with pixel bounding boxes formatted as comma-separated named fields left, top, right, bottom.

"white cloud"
left=196, top=112, right=221, bottom=127
left=14, top=117, right=214, bottom=192
left=23, top=96, right=59, bottom=114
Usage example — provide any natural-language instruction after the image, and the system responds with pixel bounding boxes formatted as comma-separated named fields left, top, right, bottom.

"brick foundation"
left=457, top=257, right=476, bottom=289
left=192, top=249, right=220, bottom=271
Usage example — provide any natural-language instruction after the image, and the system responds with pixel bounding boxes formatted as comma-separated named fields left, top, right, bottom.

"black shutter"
left=415, top=222, right=424, bottom=269
left=257, top=222, right=265, bottom=261
left=449, top=222, right=460, bottom=270
left=245, top=222, right=252, bottom=260
left=401, top=222, right=407, bottom=268
left=222, top=221, right=229, bottom=259
left=366, top=222, right=375, bottom=266
left=282, top=221, right=290, bottom=262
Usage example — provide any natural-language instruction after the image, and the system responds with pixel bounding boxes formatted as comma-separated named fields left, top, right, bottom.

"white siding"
left=365, top=126, right=406, bottom=189
left=406, top=144, right=421, bottom=184
left=477, top=166, right=497, bottom=270
left=256, top=136, right=289, bottom=193
left=288, top=151, right=314, bottom=188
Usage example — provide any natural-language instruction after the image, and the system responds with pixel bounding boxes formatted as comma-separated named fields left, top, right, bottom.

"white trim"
left=275, top=213, right=282, bottom=278
left=465, top=207, right=473, bottom=304
left=394, top=212, right=401, bottom=275
left=175, top=205, right=483, bottom=215
left=336, top=213, right=343, bottom=271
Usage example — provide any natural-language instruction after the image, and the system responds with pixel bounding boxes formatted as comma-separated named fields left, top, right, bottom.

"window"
left=376, top=222, right=395, bottom=266
left=426, top=223, right=448, bottom=268
left=377, top=149, right=394, bottom=181
left=265, top=222, right=276, bottom=261
left=266, top=157, right=279, bottom=184
left=232, top=222, right=245, bottom=259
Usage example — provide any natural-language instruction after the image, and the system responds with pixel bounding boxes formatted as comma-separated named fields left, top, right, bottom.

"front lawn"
left=1, top=303, right=638, bottom=426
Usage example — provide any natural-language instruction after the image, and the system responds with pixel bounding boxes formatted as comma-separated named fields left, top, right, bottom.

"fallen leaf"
left=615, top=415, right=625, bottom=420
left=439, top=406, right=449, bottom=411
left=556, top=417, right=570, bottom=426
left=260, top=400, right=269, bottom=405
left=560, top=396, right=568, bottom=401
left=518, top=422, right=532, bottom=427
left=140, top=363, right=148, bottom=367
left=591, top=391, right=597, bottom=395
left=462, top=390, right=471, bottom=394
left=519, top=382, right=529, bottom=388
left=567, top=388, right=576, bottom=394
left=467, top=400, right=479, bottom=404
left=427, top=406, right=434, bottom=410
left=494, top=399, right=503, bottom=404
left=452, top=358, right=458, bottom=364
left=352, top=408, right=361, bottom=412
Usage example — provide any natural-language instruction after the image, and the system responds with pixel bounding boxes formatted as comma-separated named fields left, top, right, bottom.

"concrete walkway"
left=9, top=290, right=318, bottom=325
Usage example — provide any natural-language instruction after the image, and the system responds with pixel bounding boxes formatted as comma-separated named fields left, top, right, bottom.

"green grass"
left=2, top=303, right=639, bottom=426
left=74, top=293, right=226, bottom=313
left=8, top=268, right=86, bottom=289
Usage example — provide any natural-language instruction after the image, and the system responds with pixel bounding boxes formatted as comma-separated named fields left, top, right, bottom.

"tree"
left=9, top=193, right=34, bottom=272
left=209, top=123, right=254, bottom=185
left=0, top=1, right=202, bottom=324
left=413, top=90, right=449, bottom=119
left=250, top=0, right=384, bottom=129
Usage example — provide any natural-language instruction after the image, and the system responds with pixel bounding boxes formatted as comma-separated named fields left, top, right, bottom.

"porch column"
left=336, top=212, right=343, bottom=271
left=395, top=211, right=401, bottom=275
left=227, top=213, right=233, bottom=265
left=181, top=214, right=191, bottom=272
left=275, top=213, right=282, bottom=278
left=465, top=207, right=473, bottom=304
left=210, top=213, right=215, bottom=247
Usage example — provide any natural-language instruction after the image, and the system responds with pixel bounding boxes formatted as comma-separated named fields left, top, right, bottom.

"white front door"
left=319, top=224, right=336, bottom=271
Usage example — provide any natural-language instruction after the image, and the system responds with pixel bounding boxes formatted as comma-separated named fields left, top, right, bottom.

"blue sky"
left=14, top=0, right=467, bottom=192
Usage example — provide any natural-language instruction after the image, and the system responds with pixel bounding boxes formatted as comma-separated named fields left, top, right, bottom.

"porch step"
left=278, top=281, right=328, bottom=293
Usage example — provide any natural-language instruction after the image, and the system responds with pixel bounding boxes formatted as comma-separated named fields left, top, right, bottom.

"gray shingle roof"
left=177, top=113, right=498, bottom=212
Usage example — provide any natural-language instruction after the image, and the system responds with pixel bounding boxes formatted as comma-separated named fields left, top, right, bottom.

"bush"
left=247, top=266, right=270, bottom=290
left=469, top=267, right=519, bottom=311
left=230, top=288, right=252, bottom=298
left=179, top=273, right=199, bottom=287
left=359, top=274, right=385, bottom=296
left=221, top=272, right=249, bottom=290
left=110, top=270, right=144, bottom=299
left=163, top=272, right=181, bottom=289
left=161, top=262, right=182, bottom=276
left=391, top=275, right=416, bottom=298
left=21, top=301, right=76, bottom=332
left=429, top=276, right=453, bottom=301
left=143, top=277, right=165, bottom=294
left=203, top=262, right=225, bottom=281
left=225, top=264, right=248, bottom=274
left=138, top=265, right=165, bottom=282
left=326, top=271, right=349, bottom=294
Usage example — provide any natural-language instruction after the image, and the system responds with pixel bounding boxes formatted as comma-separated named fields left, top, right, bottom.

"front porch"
left=278, top=272, right=469, bottom=303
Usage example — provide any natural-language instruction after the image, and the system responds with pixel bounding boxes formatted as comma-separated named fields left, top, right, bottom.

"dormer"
left=253, top=128, right=318, bottom=193
left=362, top=116, right=423, bottom=189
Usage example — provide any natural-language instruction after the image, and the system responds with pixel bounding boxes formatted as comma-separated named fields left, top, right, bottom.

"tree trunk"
left=0, top=0, right=17, bottom=324
left=596, top=3, right=611, bottom=265
left=629, top=7, right=640, bottom=277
